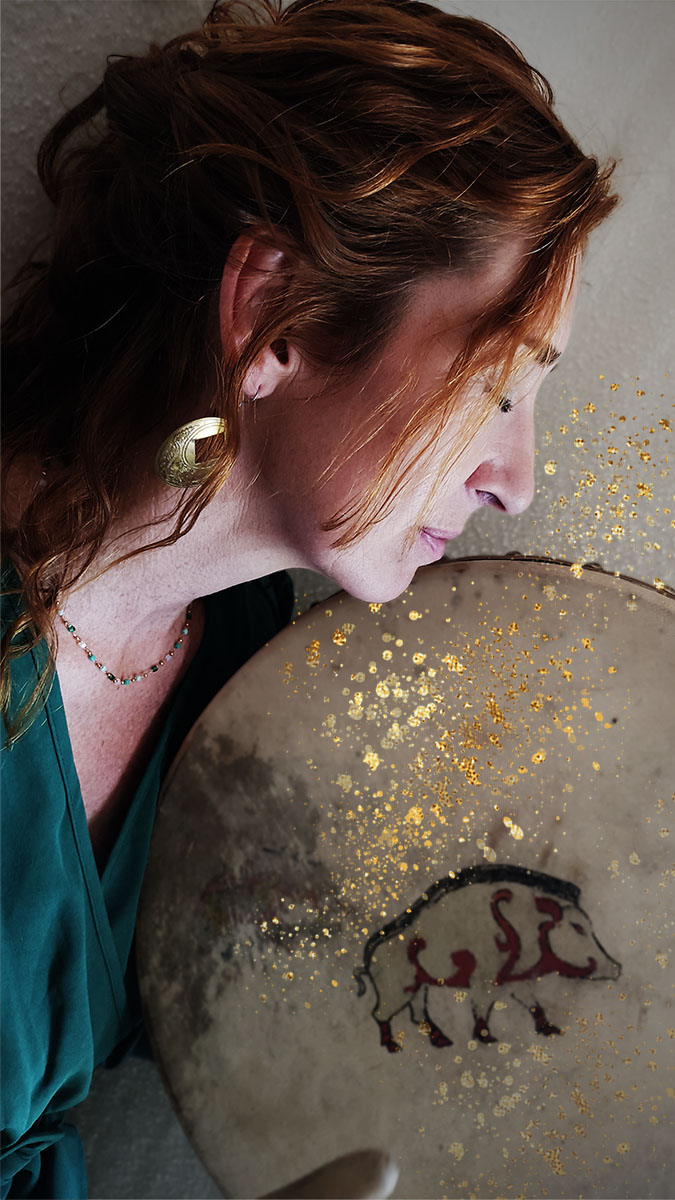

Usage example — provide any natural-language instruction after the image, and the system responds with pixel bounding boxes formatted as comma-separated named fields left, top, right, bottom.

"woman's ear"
left=218, top=232, right=301, bottom=398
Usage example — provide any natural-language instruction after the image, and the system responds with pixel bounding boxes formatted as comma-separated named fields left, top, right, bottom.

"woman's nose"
left=464, top=399, right=536, bottom=516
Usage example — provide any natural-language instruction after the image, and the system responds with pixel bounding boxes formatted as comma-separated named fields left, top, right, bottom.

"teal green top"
left=0, top=565, right=294, bottom=1199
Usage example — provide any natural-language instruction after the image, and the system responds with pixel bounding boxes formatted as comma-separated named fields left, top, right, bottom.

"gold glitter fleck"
left=544, top=460, right=557, bottom=475
left=655, top=953, right=668, bottom=968
left=332, top=629, right=347, bottom=646
left=617, top=1142, right=630, bottom=1154
left=363, top=750, right=380, bottom=771
left=538, top=1147, right=566, bottom=1176
left=305, top=639, right=321, bottom=666
left=412, top=652, right=426, bottom=664
left=442, top=653, right=466, bottom=674
left=571, top=1086, right=593, bottom=1117
left=335, top=773, right=352, bottom=793
left=375, top=681, right=390, bottom=698
left=448, top=1142, right=464, bottom=1160
left=629, top=851, right=640, bottom=866
left=369, top=602, right=382, bottom=613
left=460, top=1071, right=475, bottom=1088
left=408, top=610, right=423, bottom=621
left=528, top=1044, right=552, bottom=1063
left=331, top=979, right=339, bottom=988
left=531, top=750, right=546, bottom=765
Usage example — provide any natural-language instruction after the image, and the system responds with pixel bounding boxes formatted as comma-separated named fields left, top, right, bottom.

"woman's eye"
left=498, top=395, right=513, bottom=413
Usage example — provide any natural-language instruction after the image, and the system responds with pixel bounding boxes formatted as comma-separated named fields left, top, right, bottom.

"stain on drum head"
left=137, top=558, right=675, bottom=1198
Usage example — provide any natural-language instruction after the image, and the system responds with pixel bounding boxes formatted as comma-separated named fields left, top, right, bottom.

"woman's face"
left=235, top=237, right=576, bottom=603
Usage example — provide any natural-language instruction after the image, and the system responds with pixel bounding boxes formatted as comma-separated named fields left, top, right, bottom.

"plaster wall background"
left=1, top=3, right=673, bottom=1197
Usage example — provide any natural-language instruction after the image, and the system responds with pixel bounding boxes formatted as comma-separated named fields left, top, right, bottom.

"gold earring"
left=154, top=416, right=227, bottom=487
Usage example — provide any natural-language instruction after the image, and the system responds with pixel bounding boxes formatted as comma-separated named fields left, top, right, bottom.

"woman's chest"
left=60, top=686, right=172, bottom=871
left=55, top=601, right=204, bottom=872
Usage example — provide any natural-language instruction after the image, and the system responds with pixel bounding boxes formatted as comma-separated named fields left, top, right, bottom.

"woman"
left=1, top=0, right=618, bottom=1196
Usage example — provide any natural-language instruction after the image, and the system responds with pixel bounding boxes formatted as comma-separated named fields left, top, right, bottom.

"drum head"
left=137, top=558, right=674, bottom=1198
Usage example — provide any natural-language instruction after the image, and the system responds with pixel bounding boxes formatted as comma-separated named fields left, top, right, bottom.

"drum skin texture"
left=137, top=558, right=674, bottom=1199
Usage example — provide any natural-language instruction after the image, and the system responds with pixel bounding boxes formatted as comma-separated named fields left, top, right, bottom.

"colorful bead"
left=57, top=603, right=193, bottom=688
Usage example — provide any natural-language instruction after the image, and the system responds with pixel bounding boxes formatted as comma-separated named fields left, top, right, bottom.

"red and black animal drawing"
left=354, top=864, right=621, bottom=1052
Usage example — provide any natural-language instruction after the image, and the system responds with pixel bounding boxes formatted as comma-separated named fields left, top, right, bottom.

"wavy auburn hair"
left=2, top=0, right=618, bottom=742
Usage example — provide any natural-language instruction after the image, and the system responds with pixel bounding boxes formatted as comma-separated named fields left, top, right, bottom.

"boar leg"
left=471, top=1000, right=498, bottom=1044
left=408, top=988, right=453, bottom=1048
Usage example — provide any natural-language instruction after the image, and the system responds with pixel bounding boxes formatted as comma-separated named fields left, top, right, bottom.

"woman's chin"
left=338, top=565, right=419, bottom=606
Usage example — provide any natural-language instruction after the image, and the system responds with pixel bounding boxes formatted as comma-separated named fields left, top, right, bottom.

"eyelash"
left=498, top=396, right=513, bottom=413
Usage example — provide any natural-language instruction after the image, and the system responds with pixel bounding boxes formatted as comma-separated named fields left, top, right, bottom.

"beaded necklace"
left=57, top=605, right=193, bottom=686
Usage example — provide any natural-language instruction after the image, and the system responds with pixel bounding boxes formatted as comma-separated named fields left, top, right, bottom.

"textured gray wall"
left=2, top=3, right=673, bottom=1198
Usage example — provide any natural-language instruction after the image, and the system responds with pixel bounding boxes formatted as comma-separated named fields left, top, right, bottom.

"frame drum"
left=137, top=558, right=674, bottom=1198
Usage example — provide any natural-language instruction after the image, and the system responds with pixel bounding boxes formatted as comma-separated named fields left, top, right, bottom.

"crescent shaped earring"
left=155, top=390, right=260, bottom=487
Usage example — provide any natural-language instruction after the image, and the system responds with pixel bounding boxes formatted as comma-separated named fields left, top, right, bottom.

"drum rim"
left=442, top=550, right=675, bottom=602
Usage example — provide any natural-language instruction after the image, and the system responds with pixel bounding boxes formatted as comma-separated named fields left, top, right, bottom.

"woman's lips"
left=419, top=527, right=460, bottom=557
